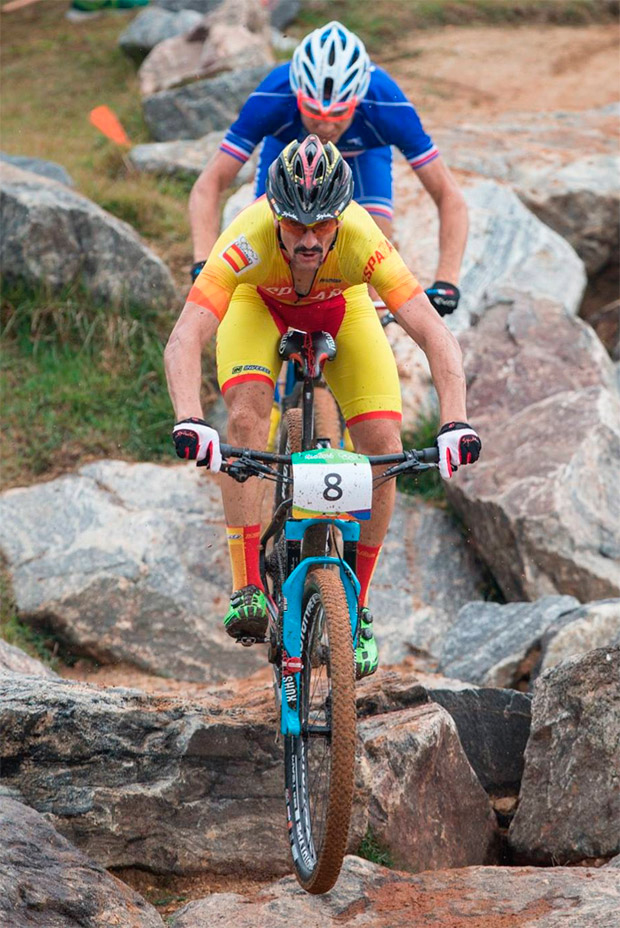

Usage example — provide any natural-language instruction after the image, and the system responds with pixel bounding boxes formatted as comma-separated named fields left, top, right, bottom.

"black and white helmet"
left=290, top=21, right=371, bottom=106
left=266, top=135, right=353, bottom=224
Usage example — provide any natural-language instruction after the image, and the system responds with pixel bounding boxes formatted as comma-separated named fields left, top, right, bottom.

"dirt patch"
left=382, top=24, right=620, bottom=125
left=365, top=878, right=553, bottom=928
left=114, top=867, right=272, bottom=918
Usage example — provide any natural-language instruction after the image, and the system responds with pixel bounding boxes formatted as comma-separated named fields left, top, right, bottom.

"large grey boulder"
left=540, top=598, right=620, bottom=673
left=0, top=460, right=262, bottom=683
left=139, top=0, right=274, bottom=97
left=390, top=172, right=587, bottom=430
left=0, top=797, right=164, bottom=928
left=169, top=855, right=620, bottom=928
left=0, top=639, right=58, bottom=679
left=154, top=0, right=299, bottom=29
left=370, top=492, right=488, bottom=662
left=266, top=0, right=300, bottom=31
left=356, top=703, right=498, bottom=872
left=0, top=151, right=74, bottom=187
left=0, top=163, right=176, bottom=310
left=0, top=460, right=486, bottom=681
left=437, top=596, right=580, bottom=688
left=143, top=65, right=272, bottom=140
left=119, top=6, right=204, bottom=62
left=130, top=130, right=256, bottom=186
left=357, top=670, right=533, bottom=794
left=435, top=104, right=620, bottom=274
left=1, top=669, right=501, bottom=878
left=0, top=672, right=288, bottom=876
left=393, top=170, right=587, bottom=334
left=447, top=295, right=620, bottom=601
left=509, top=647, right=620, bottom=864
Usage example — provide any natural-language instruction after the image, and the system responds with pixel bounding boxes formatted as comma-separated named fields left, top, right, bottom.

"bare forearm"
left=396, top=295, right=467, bottom=423
left=164, top=308, right=219, bottom=419
left=416, top=159, right=469, bottom=285
left=435, top=187, right=468, bottom=283
left=189, top=177, right=223, bottom=262
left=421, top=326, right=467, bottom=423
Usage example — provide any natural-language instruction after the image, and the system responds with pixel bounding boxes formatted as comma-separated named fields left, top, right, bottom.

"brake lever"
left=223, top=460, right=251, bottom=483
left=373, top=456, right=437, bottom=481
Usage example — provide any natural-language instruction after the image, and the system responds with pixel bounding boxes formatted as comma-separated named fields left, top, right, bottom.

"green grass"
left=296, top=0, right=617, bottom=50
left=358, top=826, right=394, bottom=868
left=0, top=281, right=218, bottom=487
left=0, top=565, right=59, bottom=668
left=0, top=2, right=192, bottom=273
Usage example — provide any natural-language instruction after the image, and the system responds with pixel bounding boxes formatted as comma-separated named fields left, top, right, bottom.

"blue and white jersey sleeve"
left=360, top=67, right=439, bottom=170
left=219, top=64, right=298, bottom=165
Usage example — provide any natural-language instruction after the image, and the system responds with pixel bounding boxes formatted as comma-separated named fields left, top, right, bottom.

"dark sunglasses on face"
left=279, top=217, right=339, bottom=236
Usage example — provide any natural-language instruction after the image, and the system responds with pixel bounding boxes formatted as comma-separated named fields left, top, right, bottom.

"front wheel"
left=284, top=569, right=356, bottom=894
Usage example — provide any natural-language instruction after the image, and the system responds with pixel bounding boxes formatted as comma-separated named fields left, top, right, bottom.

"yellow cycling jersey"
left=187, top=196, right=422, bottom=322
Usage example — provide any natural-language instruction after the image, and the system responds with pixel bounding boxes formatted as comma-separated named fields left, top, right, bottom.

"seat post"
left=301, top=375, right=315, bottom=451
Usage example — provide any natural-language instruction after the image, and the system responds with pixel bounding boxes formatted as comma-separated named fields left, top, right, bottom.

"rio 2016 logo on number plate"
left=292, top=449, right=372, bottom=521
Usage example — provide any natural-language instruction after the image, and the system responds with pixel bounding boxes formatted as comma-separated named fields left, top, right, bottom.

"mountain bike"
left=203, top=329, right=438, bottom=894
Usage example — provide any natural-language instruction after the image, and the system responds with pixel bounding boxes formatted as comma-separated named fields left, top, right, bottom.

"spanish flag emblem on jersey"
left=220, top=235, right=260, bottom=274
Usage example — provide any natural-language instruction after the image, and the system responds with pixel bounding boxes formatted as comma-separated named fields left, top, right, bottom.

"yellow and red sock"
left=357, top=543, right=382, bottom=607
left=226, top=524, right=263, bottom=592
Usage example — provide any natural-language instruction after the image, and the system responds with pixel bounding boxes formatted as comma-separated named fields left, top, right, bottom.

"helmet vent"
left=265, top=135, right=354, bottom=224
left=290, top=21, right=371, bottom=106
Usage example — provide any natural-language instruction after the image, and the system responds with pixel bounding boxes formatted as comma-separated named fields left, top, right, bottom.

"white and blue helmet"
left=290, top=21, right=371, bottom=106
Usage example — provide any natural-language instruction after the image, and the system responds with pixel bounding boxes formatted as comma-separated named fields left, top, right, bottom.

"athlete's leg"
left=221, top=379, right=273, bottom=528
left=323, top=285, right=402, bottom=605
left=216, top=286, right=282, bottom=623
left=323, top=286, right=403, bottom=674
left=347, top=416, right=402, bottom=550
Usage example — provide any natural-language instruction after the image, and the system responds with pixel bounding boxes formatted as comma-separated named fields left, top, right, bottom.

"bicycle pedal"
left=236, top=635, right=266, bottom=647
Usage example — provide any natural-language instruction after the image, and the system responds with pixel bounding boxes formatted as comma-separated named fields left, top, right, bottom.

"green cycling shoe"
left=355, top=607, right=379, bottom=680
left=224, top=585, right=269, bottom=641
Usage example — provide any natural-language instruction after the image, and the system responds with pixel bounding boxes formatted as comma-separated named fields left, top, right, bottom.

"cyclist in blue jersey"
left=189, top=21, right=467, bottom=317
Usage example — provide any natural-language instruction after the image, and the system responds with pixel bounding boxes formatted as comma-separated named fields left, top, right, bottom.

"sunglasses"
left=296, top=90, right=358, bottom=123
left=279, top=217, right=339, bottom=236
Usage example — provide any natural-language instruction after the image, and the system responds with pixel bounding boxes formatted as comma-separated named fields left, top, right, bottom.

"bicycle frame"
left=278, top=519, right=360, bottom=737
left=268, top=356, right=353, bottom=735
left=215, top=341, right=438, bottom=738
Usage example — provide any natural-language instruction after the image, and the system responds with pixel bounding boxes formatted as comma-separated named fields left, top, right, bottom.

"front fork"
left=278, top=519, right=360, bottom=737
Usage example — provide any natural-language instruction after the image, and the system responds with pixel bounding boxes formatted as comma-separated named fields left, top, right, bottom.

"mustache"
left=294, top=245, right=323, bottom=255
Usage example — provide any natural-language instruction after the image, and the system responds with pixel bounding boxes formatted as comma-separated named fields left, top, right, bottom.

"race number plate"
left=292, top=448, right=372, bottom=521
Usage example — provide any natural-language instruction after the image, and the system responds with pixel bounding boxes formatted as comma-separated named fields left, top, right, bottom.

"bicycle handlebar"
left=213, top=444, right=439, bottom=466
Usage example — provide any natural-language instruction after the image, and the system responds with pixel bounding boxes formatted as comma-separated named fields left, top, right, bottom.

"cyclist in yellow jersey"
left=165, top=136, right=481, bottom=678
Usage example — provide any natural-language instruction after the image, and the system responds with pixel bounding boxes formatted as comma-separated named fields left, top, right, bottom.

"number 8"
left=323, top=472, right=343, bottom=501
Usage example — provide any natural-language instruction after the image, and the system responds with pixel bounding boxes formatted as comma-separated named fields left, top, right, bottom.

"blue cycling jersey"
left=219, top=63, right=439, bottom=219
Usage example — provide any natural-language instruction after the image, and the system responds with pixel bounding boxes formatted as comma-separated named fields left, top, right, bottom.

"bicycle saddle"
left=278, top=330, right=337, bottom=379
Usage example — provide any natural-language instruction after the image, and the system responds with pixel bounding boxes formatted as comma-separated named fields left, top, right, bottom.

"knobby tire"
left=284, top=568, right=356, bottom=894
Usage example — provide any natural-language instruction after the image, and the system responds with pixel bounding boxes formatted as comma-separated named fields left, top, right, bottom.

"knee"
left=350, top=419, right=403, bottom=457
left=226, top=394, right=272, bottom=444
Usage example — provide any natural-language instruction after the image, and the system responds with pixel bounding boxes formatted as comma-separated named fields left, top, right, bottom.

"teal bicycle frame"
left=278, top=518, right=361, bottom=737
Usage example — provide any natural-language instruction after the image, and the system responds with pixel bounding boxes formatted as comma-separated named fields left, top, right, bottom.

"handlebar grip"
left=419, top=447, right=439, bottom=464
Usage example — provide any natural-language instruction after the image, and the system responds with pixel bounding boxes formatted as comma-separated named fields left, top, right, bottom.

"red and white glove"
left=436, top=421, right=481, bottom=480
left=172, top=417, right=221, bottom=472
